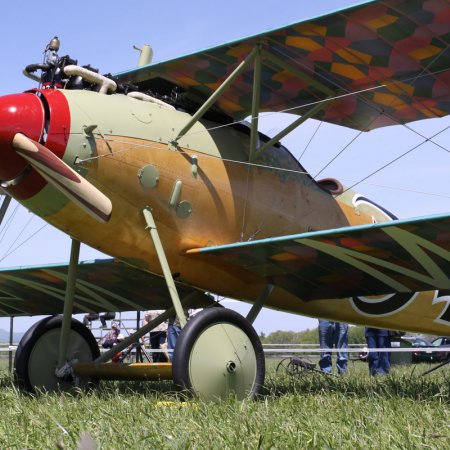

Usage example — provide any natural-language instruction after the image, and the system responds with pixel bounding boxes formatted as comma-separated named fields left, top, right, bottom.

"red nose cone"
left=0, top=92, right=44, bottom=180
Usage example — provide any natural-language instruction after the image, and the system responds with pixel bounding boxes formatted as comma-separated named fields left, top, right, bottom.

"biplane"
left=1, top=0, right=450, bottom=400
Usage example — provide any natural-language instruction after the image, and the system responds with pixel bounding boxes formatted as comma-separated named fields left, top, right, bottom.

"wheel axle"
left=226, top=361, right=237, bottom=373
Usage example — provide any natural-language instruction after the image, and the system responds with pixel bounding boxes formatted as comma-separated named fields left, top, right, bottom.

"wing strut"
left=246, top=283, right=274, bottom=324
left=249, top=44, right=262, bottom=160
left=90, top=208, right=203, bottom=364
left=252, top=96, right=333, bottom=161
left=168, top=42, right=338, bottom=161
left=172, top=46, right=260, bottom=145
left=92, top=292, right=203, bottom=364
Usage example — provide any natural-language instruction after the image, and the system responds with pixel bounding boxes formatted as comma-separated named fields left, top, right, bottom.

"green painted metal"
left=21, top=180, right=70, bottom=219
left=253, top=97, right=334, bottom=160
left=67, top=90, right=222, bottom=162
left=190, top=155, right=198, bottom=177
left=187, top=322, right=257, bottom=401
left=96, top=307, right=175, bottom=363
left=58, top=239, right=80, bottom=367
left=168, top=180, right=182, bottom=209
left=8, top=317, right=13, bottom=373
left=176, top=201, right=192, bottom=219
left=138, top=164, right=160, bottom=189
left=83, top=124, right=98, bottom=136
left=136, top=44, right=153, bottom=67
left=249, top=45, right=262, bottom=161
left=246, top=284, right=273, bottom=324
left=172, top=46, right=258, bottom=144
left=0, top=195, right=12, bottom=226
left=61, top=87, right=303, bottom=194
left=142, top=207, right=187, bottom=328
left=29, top=327, right=94, bottom=392
left=65, top=90, right=182, bottom=155
left=95, top=291, right=202, bottom=363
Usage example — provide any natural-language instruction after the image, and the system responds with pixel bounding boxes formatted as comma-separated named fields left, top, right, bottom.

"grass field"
left=0, top=360, right=448, bottom=449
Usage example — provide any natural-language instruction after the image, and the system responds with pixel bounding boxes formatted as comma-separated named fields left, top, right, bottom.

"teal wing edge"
left=185, top=213, right=450, bottom=301
left=0, top=259, right=212, bottom=316
left=115, top=0, right=450, bottom=131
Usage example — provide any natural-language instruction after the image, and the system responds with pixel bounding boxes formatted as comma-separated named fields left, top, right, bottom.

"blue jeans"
left=150, top=331, right=167, bottom=363
left=167, top=324, right=181, bottom=361
left=318, top=320, right=348, bottom=374
left=366, top=335, right=390, bottom=376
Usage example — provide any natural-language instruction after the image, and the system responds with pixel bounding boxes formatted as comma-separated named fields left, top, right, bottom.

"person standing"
left=143, top=310, right=168, bottom=363
left=318, top=319, right=349, bottom=374
left=167, top=310, right=188, bottom=361
left=365, top=327, right=391, bottom=376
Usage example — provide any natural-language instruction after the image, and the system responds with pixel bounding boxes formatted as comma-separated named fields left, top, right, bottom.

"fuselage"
left=0, top=88, right=448, bottom=334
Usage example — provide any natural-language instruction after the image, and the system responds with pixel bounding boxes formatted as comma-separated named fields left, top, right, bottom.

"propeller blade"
left=12, top=133, right=112, bottom=223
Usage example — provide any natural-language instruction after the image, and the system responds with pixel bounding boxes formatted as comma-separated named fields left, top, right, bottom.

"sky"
left=0, top=0, right=449, bottom=335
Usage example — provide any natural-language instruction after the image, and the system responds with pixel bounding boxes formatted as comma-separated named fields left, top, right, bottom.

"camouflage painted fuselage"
left=1, top=88, right=448, bottom=334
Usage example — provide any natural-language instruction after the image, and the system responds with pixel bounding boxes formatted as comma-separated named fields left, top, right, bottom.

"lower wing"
left=0, top=259, right=212, bottom=316
left=186, top=213, right=450, bottom=301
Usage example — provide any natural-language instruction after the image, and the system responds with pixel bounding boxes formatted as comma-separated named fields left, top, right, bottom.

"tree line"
left=259, top=325, right=366, bottom=345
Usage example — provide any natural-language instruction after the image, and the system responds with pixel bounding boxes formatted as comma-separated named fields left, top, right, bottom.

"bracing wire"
left=0, top=198, right=50, bottom=264
left=73, top=126, right=450, bottom=207
left=339, top=123, right=450, bottom=196
left=0, top=202, right=20, bottom=243
left=270, top=39, right=450, bottom=181
left=338, top=179, right=450, bottom=200
left=270, top=45, right=450, bottom=156
left=2, top=214, right=35, bottom=260
left=78, top=65, right=450, bottom=167
left=0, top=223, right=48, bottom=263
left=2, top=18, right=450, bottom=267
left=5, top=38, right=449, bottom=254
left=313, top=113, right=383, bottom=179
left=298, top=121, right=322, bottom=162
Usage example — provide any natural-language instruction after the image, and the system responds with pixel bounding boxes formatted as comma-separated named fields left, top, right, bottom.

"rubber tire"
left=14, top=315, right=100, bottom=392
left=172, top=308, right=265, bottom=401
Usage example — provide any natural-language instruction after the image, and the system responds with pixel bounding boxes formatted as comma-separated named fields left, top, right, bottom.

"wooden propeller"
left=12, top=133, right=112, bottom=223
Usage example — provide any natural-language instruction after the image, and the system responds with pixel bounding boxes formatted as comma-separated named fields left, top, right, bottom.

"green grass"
left=0, top=361, right=448, bottom=449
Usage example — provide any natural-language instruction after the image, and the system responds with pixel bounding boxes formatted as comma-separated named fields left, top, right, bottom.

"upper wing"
left=186, top=213, right=450, bottom=301
left=0, top=259, right=212, bottom=316
left=115, top=0, right=450, bottom=130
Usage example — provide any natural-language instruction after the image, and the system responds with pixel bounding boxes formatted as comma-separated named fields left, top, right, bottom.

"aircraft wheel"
left=172, top=308, right=265, bottom=401
left=14, top=316, right=100, bottom=392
